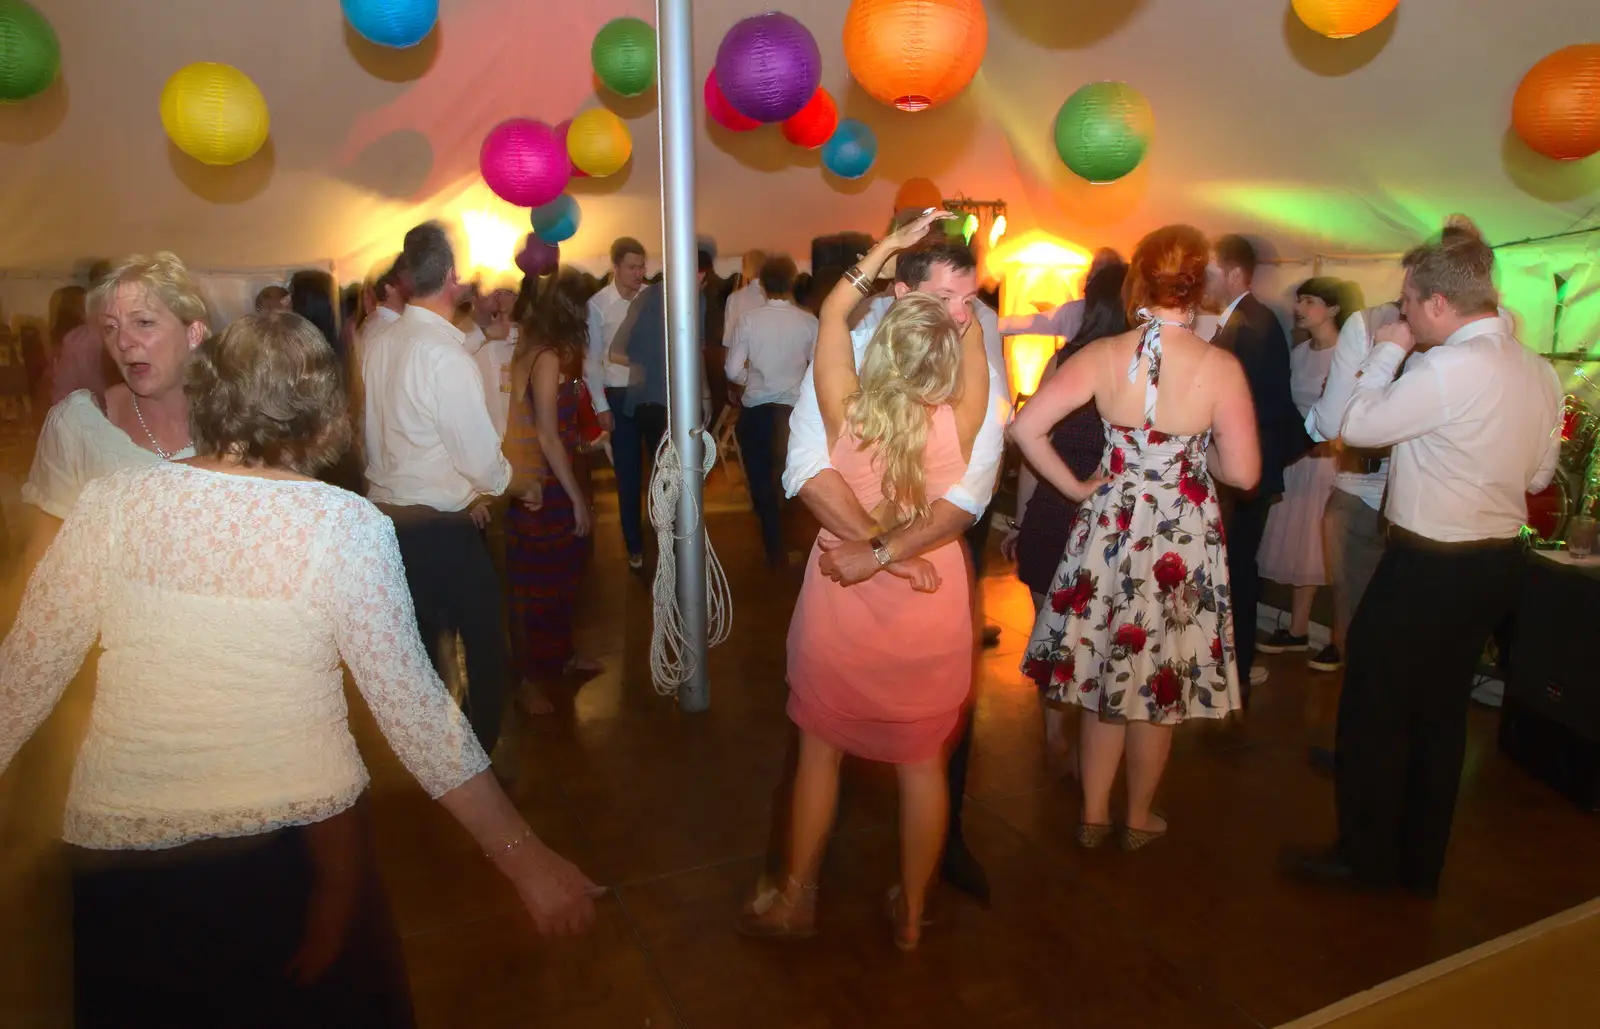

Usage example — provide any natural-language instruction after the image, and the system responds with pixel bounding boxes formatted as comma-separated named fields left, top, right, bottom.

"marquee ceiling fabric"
left=0, top=0, right=1594, bottom=278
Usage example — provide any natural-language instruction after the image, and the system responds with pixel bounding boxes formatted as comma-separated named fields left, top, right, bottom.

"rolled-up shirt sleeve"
left=1307, top=310, right=1372, bottom=443
left=944, top=356, right=1010, bottom=517
left=782, top=361, right=829, bottom=498
left=1339, top=342, right=1447, bottom=449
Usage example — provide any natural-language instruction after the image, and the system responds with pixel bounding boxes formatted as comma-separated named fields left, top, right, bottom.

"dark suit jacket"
left=1212, top=293, right=1311, bottom=498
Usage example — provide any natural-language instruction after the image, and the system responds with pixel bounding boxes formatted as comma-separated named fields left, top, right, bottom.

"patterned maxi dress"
left=1022, top=317, right=1243, bottom=723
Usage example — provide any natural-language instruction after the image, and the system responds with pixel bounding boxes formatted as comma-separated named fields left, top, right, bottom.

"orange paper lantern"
left=1290, top=0, right=1398, bottom=39
left=1513, top=44, right=1600, bottom=161
left=782, top=87, right=838, bottom=149
left=894, top=177, right=944, bottom=212
left=843, top=0, right=987, bottom=113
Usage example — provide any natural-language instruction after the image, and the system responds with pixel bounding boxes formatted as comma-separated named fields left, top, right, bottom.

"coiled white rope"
left=647, top=423, right=732, bottom=695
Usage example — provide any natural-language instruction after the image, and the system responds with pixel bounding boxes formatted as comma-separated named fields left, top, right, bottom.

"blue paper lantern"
left=531, top=194, right=581, bottom=244
left=342, top=0, right=438, bottom=49
left=821, top=119, right=877, bottom=180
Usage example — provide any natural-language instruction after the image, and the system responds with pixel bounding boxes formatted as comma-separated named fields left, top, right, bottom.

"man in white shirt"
left=721, top=249, right=768, bottom=343
left=1292, top=226, right=1562, bottom=897
left=725, top=255, right=817, bottom=564
left=362, top=221, right=517, bottom=754
left=777, top=232, right=1012, bottom=903
left=997, top=247, right=1122, bottom=342
left=586, top=237, right=649, bottom=567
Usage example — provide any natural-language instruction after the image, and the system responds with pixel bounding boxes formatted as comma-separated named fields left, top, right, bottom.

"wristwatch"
left=868, top=536, right=894, bottom=568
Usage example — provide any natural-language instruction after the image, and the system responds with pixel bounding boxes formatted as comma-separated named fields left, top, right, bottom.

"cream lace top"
left=0, top=463, right=489, bottom=850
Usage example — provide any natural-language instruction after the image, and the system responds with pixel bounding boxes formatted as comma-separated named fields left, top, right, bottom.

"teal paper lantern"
left=821, top=119, right=877, bottom=180
left=531, top=194, right=581, bottom=243
left=592, top=17, right=656, bottom=98
left=0, top=0, right=60, bottom=103
left=1053, top=82, right=1153, bottom=184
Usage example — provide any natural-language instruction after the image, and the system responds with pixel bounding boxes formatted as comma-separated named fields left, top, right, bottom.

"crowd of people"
left=0, top=204, right=1564, bottom=1022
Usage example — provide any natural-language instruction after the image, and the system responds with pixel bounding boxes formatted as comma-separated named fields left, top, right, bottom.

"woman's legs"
left=783, top=730, right=844, bottom=894
left=1123, top=722, right=1174, bottom=833
left=1290, top=584, right=1317, bottom=638
left=1032, top=591, right=1078, bottom=780
left=893, top=755, right=948, bottom=935
left=1077, top=711, right=1126, bottom=827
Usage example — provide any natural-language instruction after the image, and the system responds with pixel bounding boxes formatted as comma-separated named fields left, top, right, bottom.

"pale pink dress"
left=786, top=405, right=973, bottom=764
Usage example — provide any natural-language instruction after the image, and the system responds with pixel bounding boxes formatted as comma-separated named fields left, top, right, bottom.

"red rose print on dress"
left=1149, top=665, right=1182, bottom=707
left=1152, top=552, right=1188, bottom=592
left=1210, top=635, right=1224, bottom=664
left=1051, top=654, right=1076, bottom=686
left=1109, top=447, right=1126, bottom=475
left=1025, top=657, right=1053, bottom=683
left=1050, top=571, right=1096, bottom=616
left=1113, top=623, right=1148, bottom=654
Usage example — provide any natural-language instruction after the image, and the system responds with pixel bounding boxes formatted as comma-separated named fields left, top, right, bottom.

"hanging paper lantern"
left=821, top=119, right=877, bottom=180
left=704, top=68, right=760, bottom=132
left=553, top=119, right=590, bottom=178
left=160, top=63, right=270, bottom=167
left=1513, top=45, right=1600, bottom=161
left=0, top=0, right=59, bottom=102
left=1290, top=0, right=1398, bottom=39
left=531, top=194, right=581, bottom=244
left=715, top=13, right=822, bottom=123
left=480, top=118, right=570, bottom=208
left=894, top=178, right=944, bottom=212
left=782, top=87, right=838, bottom=149
left=1053, top=82, right=1153, bottom=184
left=843, top=0, right=987, bottom=113
left=566, top=108, right=632, bottom=177
left=515, top=235, right=560, bottom=277
left=591, top=16, right=656, bottom=98
left=341, top=0, right=439, bottom=49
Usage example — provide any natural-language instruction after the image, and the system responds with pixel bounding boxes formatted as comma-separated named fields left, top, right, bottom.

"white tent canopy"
left=0, top=0, right=1595, bottom=336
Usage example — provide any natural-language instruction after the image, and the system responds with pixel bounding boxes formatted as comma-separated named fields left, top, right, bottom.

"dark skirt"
left=70, top=798, right=414, bottom=1029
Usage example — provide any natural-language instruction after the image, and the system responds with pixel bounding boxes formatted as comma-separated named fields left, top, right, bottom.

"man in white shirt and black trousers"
left=1291, top=225, right=1562, bottom=897
left=766, top=230, right=1013, bottom=903
left=362, top=221, right=522, bottom=755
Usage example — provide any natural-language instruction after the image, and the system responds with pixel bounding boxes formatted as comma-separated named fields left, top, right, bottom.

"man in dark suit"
left=1207, top=235, right=1311, bottom=701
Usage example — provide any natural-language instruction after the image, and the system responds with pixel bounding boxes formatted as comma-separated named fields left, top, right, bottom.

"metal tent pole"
left=657, top=0, right=708, bottom=711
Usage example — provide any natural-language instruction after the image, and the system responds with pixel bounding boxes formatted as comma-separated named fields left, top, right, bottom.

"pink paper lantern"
left=704, top=68, right=760, bottom=132
left=554, top=118, right=591, bottom=179
left=480, top=118, right=570, bottom=207
left=515, top=235, right=560, bottom=277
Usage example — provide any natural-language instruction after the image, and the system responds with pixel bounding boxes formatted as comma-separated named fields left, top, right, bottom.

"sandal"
left=736, top=876, right=818, bottom=940
left=883, top=885, right=928, bottom=952
left=1076, top=822, right=1114, bottom=849
left=1119, top=813, right=1169, bottom=852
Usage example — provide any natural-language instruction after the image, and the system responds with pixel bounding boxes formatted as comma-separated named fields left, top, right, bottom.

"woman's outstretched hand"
left=508, top=843, right=604, bottom=936
left=884, top=208, right=956, bottom=252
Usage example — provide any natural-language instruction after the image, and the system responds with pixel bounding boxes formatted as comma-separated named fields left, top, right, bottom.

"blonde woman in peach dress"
left=739, top=210, right=989, bottom=950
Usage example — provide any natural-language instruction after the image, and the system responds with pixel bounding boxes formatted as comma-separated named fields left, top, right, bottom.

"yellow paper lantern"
left=566, top=108, right=631, bottom=177
left=1291, top=0, right=1398, bottom=39
left=160, top=62, right=270, bottom=166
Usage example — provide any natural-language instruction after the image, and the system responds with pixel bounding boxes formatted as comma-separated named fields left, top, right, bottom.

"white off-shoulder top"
left=0, top=463, right=489, bottom=850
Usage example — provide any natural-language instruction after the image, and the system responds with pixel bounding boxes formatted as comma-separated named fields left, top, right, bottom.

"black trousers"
left=734, top=402, right=791, bottom=561
left=1334, top=534, right=1523, bottom=892
left=381, top=504, right=507, bottom=754
left=1222, top=492, right=1272, bottom=687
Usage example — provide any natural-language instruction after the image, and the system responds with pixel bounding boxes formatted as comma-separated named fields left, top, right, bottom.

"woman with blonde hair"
left=0, top=313, right=598, bottom=1027
left=739, top=209, right=989, bottom=949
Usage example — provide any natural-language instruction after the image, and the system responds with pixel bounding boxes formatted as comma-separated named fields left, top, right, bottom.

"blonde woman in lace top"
left=0, top=314, right=597, bottom=1028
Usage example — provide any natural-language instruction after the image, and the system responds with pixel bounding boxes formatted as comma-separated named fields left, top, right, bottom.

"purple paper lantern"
left=516, top=235, right=560, bottom=277
left=480, top=118, right=570, bottom=208
left=715, top=13, right=821, bottom=123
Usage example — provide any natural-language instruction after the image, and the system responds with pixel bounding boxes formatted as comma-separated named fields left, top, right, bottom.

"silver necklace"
left=130, top=395, right=187, bottom=461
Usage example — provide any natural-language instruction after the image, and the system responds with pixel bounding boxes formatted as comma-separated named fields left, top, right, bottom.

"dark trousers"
left=606, top=387, right=645, bottom=558
left=381, top=505, right=507, bottom=754
left=1222, top=492, right=1272, bottom=687
left=1334, top=534, right=1523, bottom=892
left=734, top=402, right=791, bottom=561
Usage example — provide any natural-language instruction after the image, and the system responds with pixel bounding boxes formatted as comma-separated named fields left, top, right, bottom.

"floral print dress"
left=1022, top=317, right=1243, bottom=724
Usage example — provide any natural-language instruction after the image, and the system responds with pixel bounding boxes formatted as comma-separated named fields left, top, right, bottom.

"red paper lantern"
left=781, top=87, right=837, bottom=148
left=894, top=177, right=944, bottom=212
left=843, top=0, right=987, bottom=112
left=1513, top=44, right=1600, bottom=161
left=704, top=68, right=760, bottom=132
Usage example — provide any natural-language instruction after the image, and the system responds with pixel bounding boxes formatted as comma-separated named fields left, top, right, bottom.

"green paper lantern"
left=1053, top=82, right=1153, bottom=184
left=0, top=0, right=60, bottom=103
left=591, top=17, right=656, bottom=98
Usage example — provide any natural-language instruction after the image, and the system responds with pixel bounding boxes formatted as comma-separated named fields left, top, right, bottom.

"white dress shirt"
left=725, top=299, right=818, bottom=408
left=585, top=282, right=637, bottom=414
left=1307, top=307, right=1405, bottom=510
left=783, top=295, right=1012, bottom=518
left=1340, top=316, right=1562, bottom=542
left=999, top=298, right=1084, bottom=341
left=721, top=280, right=766, bottom=344
left=362, top=305, right=512, bottom=511
left=353, top=304, right=402, bottom=370
left=472, top=327, right=519, bottom=440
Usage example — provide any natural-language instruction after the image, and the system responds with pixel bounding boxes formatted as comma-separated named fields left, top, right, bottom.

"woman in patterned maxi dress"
left=1012, top=226, right=1261, bottom=851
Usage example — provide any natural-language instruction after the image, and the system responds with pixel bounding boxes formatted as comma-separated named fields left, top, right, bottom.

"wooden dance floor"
left=1, top=459, right=1597, bottom=1027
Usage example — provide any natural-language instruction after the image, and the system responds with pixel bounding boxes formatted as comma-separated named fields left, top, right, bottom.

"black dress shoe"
left=1284, top=848, right=1390, bottom=892
left=941, top=840, right=991, bottom=905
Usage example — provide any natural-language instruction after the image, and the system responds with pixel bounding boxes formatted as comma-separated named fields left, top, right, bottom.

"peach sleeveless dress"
left=786, top=405, right=973, bottom=764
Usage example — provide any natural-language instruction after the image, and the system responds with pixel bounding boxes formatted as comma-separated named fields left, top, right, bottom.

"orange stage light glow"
left=985, top=231, right=1093, bottom=399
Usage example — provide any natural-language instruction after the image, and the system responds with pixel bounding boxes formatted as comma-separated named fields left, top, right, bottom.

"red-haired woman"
left=1011, top=225, right=1260, bottom=851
